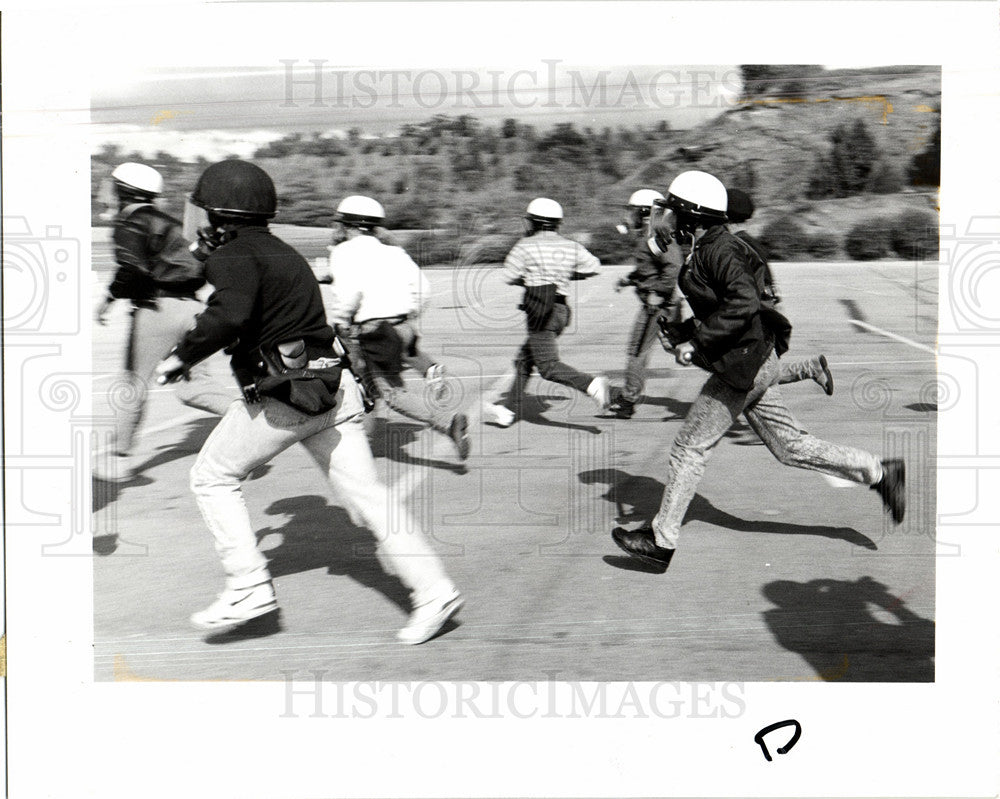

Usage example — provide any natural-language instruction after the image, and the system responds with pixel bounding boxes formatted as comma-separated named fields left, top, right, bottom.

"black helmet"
left=191, top=160, right=277, bottom=219
left=726, top=188, right=755, bottom=224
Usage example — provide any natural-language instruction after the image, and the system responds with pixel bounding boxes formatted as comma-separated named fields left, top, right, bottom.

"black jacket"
left=173, top=226, right=335, bottom=384
left=672, top=225, right=791, bottom=391
left=109, top=204, right=205, bottom=303
left=733, top=230, right=780, bottom=302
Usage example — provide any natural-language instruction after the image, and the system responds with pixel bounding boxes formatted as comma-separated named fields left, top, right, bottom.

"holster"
left=254, top=339, right=345, bottom=416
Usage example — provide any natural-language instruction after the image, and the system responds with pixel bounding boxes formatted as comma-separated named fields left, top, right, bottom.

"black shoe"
left=609, top=398, right=636, bottom=419
left=871, top=459, right=905, bottom=524
left=449, top=413, right=470, bottom=461
left=611, top=527, right=675, bottom=572
left=816, top=354, right=834, bottom=396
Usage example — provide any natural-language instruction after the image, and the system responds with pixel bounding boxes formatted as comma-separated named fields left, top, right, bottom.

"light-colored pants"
left=651, top=351, right=882, bottom=549
left=352, top=319, right=454, bottom=435
left=189, top=376, right=452, bottom=605
left=113, top=298, right=238, bottom=454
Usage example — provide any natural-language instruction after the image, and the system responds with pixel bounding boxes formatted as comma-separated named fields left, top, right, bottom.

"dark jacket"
left=623, top=234, right=682, bottom=300
left=733, top=230, right=780, bottom=302
left=173, top=226, right=335, bottom=385
left=672, top=225, right=791, bottom=391
left=109, top=204, right=205, bottom=303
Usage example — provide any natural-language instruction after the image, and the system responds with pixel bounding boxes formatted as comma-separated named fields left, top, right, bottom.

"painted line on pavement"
left=849, top=320, right=937, bottom=355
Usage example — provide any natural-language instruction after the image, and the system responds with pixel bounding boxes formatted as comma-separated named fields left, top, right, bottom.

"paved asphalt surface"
left=91, top=230, right=938, bottom=682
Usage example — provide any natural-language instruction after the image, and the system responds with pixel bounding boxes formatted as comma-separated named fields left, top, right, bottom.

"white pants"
left=189, top=376, right=452, bottom=606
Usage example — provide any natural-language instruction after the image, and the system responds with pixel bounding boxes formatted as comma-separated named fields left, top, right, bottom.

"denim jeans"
left=505, top=303, right=594, bottom=410
left=779, top=355, right=824, bottom=384
left=651, top=351, right=882, bottom=548
left=622, top=288, right=692, bottom=404
left=621, top=306, right=665, bottom=404
left=347, top=320, right=454, bottom=434
left=114, top=298, right=239, bottom=454
left=189, top=376, right=453, bottom=604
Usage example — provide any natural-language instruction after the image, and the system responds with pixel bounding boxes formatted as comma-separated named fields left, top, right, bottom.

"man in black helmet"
left=156, top=160, right=463, bottom=644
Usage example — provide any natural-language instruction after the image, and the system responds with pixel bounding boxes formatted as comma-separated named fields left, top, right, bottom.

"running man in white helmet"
left=93, top=162, right=238, bottom=484
left=608, top=188, right=690, bottom=419
left=725, top=187, right=834, bottom=395
left=486, top=198, right=610, bottom=427
left=325, top=195, right=471, bottom=461
left=611, top=170, right=905, bottom=572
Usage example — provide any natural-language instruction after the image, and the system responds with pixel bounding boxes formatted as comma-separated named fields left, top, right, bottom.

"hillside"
left=91, top=66, right=940, bottom=261
left=622, top=67, right=940, bottom=211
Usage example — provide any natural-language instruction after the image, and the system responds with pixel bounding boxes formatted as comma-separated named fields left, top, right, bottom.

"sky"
left=90, top=62, right=743, bottom=159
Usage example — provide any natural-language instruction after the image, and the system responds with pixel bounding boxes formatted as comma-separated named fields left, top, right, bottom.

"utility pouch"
left=255, top=339, right=344, bottom=415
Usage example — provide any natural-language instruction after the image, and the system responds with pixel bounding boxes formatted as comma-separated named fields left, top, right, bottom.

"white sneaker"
left=484, top=403, right=515, bottom=428
left=587, top=376, right=611, bottom=410
left=425, top=363, right=447, bottom=400
left=397, top=587, right=464, bottom=645
left=92, top=453, right=134, bottom=483
left=191, top=577, right=278, bottom=630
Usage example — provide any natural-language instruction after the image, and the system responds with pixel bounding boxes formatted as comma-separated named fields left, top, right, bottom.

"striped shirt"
left=502, top=231, right=601, bottom=296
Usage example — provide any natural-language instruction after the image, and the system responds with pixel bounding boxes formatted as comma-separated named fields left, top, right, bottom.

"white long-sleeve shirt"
left=324, top=234, right=431, bottom=326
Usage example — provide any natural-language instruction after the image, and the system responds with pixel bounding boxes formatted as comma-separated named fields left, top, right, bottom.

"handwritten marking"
left=754, top=719, right=802, bottom=762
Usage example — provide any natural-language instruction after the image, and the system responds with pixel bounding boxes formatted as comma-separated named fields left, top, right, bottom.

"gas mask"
left=182, top=198, right=232, bottom=262
left=648, top=201, right=681, bottom=246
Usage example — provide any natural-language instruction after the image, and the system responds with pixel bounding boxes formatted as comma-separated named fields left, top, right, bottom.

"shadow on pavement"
left=761, top=576, right=935, bottom=682
left=256, top=494, right=412, bottom=614
left=138, top=416, right=220, bottom=473
left=367, top=417, right=467, bottom=474
left=91, top=417, right=219, bottom=515
left=632, top=393, right=692, bottom=421
left=579, top=469, right=877, bottom=549
left=91, top=473, right=154, bottom=515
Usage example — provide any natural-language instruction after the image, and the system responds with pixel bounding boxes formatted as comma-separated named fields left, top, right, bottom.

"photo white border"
left=3, top=1, right=999, bottom=796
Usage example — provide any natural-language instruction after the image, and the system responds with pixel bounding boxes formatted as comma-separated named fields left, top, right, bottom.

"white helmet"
left=111, top=162, right=163, bottom=197
left=334, top=195, right=385, bottom=228
left=665, top=171, right=728, bottom=221
left=526, top=197, right=563, bottom=229
left=627, top=188, right=665, bottom=209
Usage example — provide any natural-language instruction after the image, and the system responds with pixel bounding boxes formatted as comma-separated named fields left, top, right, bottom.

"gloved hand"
left=155, top=353, right=190, bottom=385
left=674, top=341, right=696, bottom=366
left=95, top=296, right=114, bottom=326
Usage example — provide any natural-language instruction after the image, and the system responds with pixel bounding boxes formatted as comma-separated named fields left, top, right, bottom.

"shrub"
left=909, top=119, right=941, bottom=187
left=844, top=219, right=893, bottom=261
left=585, top=227, right=637, bottom=265
left=457, top=233, right=521, bottom=265
left=804, top=233, right=840, bottom=259
left=891, top=210, right=938, bottom=259
left=759, top=215, right=808, bottom=260
left=867, top=159, right=905, bottom=194
left=408, top=232, right=460, bottom=267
